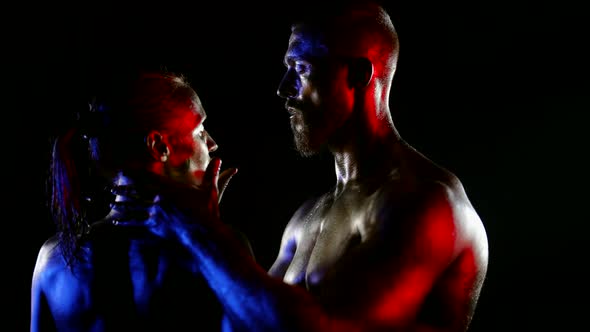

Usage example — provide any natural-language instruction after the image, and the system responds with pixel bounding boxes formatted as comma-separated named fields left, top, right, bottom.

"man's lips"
left=287, top=104, right=304, bottom=117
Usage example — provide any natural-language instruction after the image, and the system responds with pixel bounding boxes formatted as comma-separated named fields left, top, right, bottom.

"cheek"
left=191, top=170, right=205, bottom=186
left=329, top=77, right=354, bottom=111
left=312, top=83, right=353, bottom=120
left=189, top=141, right=210, bottom=171
left=186, top=145, right=209, bottom=186
left=168, top=133, right=194, bottom=164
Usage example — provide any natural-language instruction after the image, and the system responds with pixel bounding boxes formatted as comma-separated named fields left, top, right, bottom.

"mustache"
left=285, top=100, right=307, bottom=113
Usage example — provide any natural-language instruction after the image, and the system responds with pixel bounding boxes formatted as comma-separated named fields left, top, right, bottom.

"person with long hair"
left=30, top=69, right=240, bottom=332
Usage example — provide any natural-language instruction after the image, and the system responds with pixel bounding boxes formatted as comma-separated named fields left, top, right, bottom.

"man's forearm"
left=174, top=220, right=341, bottom=332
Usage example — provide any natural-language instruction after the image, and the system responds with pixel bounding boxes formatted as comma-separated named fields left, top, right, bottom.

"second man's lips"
left=286, top=102, right=301, bottom=113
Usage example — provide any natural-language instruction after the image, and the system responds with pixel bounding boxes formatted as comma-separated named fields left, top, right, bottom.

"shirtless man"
left=268, top=1, right=489, bottom=329
left=145, top=2, right=489, bottom=331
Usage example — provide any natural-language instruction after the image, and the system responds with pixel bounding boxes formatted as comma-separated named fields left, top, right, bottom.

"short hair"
left=289, top=0, right=399, bottom=82
left=85, top=69, right=200, bottom=170
left=49, top=69, right=201, bottom=265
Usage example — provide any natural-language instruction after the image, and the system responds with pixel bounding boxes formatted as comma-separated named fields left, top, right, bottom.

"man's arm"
left=155, top=181, right=467, bottom=331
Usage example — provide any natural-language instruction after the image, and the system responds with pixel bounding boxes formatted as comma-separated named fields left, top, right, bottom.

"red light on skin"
left=56, top=127, right=83, bottom=211
left=373, top=269, right=431, bottom=324
left=370, top=196, right=458, bottom=326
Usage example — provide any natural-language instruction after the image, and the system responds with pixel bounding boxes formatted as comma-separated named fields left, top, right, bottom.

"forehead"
left=286, top=26, right=330, bottom=60
left=174, top=96, right=206, bottom=133
left=191, top=94, right=206, bottom=121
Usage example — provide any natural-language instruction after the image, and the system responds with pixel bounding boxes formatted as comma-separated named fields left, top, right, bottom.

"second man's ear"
left=348, top=57, right=374, bottom=88
left=145, top=130, right=170, bottom=162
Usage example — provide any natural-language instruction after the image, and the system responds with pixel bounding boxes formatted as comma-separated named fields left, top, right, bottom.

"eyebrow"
left=284, top=53, right=313, bottom=65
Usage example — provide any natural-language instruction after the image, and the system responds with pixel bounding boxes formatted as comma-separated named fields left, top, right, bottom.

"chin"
left=292, top=121, right=325, bottom=157
left=294, top=137, right=320, bottom=158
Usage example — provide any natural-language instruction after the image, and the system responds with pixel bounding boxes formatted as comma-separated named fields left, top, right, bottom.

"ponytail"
left=49, top=126, right=90, bottom=266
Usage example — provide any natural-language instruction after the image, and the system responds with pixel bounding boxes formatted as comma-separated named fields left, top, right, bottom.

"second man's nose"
left=277, top=71, right=298, bottom=99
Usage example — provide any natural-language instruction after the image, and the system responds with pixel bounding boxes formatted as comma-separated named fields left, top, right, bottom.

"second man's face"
left=277, top=27, right=356, bottom=157
left=164, top=97, right=218, bottom=187
left=186, top=115, right=218, bottom=186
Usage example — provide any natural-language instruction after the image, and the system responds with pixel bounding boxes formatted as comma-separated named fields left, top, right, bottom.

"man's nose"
left=277, top=71, right=298, bottom=99
left=207, top=132, right=218, bottom=152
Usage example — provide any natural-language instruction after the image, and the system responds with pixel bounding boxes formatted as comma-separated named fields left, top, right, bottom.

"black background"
left=8, top=1, right=589, bottom=331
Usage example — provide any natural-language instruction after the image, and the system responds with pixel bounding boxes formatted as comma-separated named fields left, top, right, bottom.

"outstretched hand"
left=161, top=157, right=237, bottom=221
left=111, top=157, right=238, bottom=241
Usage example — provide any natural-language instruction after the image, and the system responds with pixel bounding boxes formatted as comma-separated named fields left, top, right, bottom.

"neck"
left=105, top=171, right=162, bottom=225
left=332, top=128, right=404, bottom=193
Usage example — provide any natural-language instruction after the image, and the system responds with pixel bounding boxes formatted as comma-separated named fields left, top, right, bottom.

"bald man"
left=146, top=1, right=489, bottom=331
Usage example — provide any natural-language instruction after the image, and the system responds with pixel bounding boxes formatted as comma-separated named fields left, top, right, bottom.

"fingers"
left=204, top=157, right=222, bottom=191
left=218, top=167, right=238, bottom=203
left=204, top=157, right=238, bottom=203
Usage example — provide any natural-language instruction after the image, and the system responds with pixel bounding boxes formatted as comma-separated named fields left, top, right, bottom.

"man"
left=149, top=1, right=489, bottom=331
left=30, top=70, right=239, bottom=332
left=270, top=1, right=489, bottom=330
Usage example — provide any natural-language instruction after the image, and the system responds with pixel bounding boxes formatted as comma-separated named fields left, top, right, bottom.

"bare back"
left=269, top=143, right=489, bottom=330
left=31, top=223, right=223, bottom=332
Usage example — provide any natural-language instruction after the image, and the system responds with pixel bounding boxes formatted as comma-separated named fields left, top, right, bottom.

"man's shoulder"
left=375, top=166, right=456, bottom=204
left=289, top=194, right=326, bottom=220
left=374, top=171, right=477, bottom=232
left=388, top=173, right=487, bottom=252
left=398, top=141, right=467, bottom=193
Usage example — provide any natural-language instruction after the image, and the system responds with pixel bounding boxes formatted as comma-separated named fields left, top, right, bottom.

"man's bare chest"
left=283, top=190, right=375, bottom=288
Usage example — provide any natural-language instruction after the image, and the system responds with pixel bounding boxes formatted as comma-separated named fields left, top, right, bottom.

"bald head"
left=290, top=1, right=399, bottom=84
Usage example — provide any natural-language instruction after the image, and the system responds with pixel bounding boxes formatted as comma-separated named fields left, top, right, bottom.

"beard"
left=290, top=112, right=321, bottom=157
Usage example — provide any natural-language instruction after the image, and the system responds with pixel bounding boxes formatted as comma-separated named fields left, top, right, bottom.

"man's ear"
left=348, top=57, right=374, bottom=88
left=145, top=130, right=170, bottom=162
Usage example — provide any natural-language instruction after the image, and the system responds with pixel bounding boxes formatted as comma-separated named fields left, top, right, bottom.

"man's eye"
left=295, top=63, right=310, bottom=75
left=195, top=130, right=205, bottom=140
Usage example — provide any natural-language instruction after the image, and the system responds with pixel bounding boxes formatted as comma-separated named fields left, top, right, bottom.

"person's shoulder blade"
left=32, top=235, right=63, bottom=281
